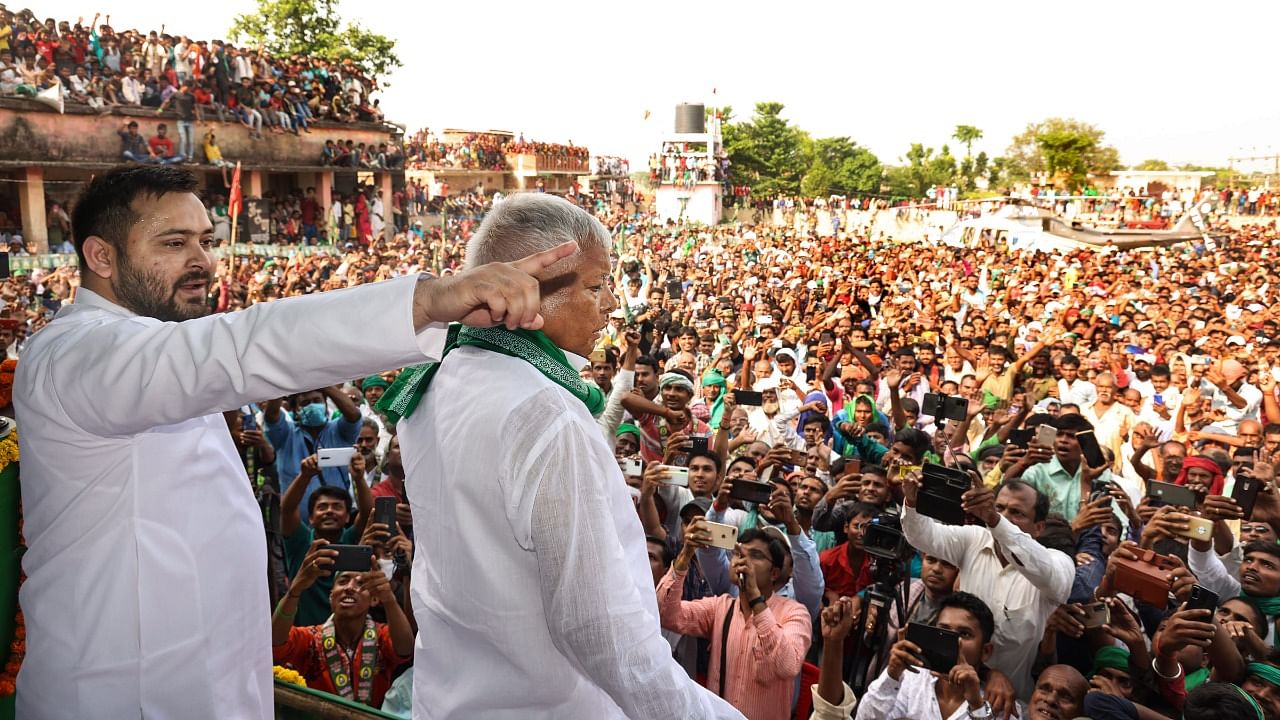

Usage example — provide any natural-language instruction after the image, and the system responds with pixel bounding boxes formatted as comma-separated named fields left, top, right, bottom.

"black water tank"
left=675, top=103, right=705, bottom=134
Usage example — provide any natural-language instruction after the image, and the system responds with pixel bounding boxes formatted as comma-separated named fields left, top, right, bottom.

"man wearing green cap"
left=377, top=193, right=743, bottom=719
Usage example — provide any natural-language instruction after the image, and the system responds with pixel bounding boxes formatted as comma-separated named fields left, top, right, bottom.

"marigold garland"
left=0, top=359, right=15, bottom=410
left=0, top=428, right=22, bottom=698
left=274, top=665, right=307, bottom=687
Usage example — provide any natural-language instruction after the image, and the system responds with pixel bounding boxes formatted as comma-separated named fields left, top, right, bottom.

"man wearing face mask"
left=266, top=387, right=363, bottom=521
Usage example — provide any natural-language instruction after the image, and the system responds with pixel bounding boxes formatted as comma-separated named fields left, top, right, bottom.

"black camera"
left=863, top=512, right=910, bottom=561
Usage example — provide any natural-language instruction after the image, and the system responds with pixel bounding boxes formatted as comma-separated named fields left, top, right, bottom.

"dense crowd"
left=11, top=183, right=1280, bottom=720
left=402, top=130, right=590, bottom=173
left=0, top=6, right=384, bottom=137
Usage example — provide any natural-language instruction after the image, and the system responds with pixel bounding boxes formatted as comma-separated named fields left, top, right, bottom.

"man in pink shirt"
left=658, top=521, right=813, bottom=720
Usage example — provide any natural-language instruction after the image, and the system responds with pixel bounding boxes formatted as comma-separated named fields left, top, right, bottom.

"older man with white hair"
left=378, top=194, right=743, bottom=719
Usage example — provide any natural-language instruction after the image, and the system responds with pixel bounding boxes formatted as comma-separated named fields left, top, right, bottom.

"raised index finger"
left=510, top=241, right=578, bottom=276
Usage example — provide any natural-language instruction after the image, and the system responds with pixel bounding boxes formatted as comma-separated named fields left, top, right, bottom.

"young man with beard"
left=16, top=165, right=563, bottom=719
left=272, top=544, right=413, bottom=708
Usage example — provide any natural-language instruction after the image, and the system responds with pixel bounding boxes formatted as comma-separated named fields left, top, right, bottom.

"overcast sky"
left=38, top=0, right=1280, bottom=172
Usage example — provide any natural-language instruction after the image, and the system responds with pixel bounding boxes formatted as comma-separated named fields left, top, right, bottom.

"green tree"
left=952, top=124, right=983, bottom=158
left=885, top=143, right=957, bottom=198
left=1133, top=158, right=1170, bottom=171
left=804, top=136, right=882, bottom=195
left=1004, top=118, right=1120, bottom=188
left=722, top=102, right=808, bottom=197
left=800, top=159, right=837, bottom=197
left=230, top=0, right=401, bottom=84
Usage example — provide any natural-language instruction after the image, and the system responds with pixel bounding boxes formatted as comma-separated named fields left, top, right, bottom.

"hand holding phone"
left=373, top=496, right=398, bottom=537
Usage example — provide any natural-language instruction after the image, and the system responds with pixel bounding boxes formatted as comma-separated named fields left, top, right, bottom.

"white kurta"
left=401, top=346, right=744, bottom=720
left=14, top=278, right=444, bottom=720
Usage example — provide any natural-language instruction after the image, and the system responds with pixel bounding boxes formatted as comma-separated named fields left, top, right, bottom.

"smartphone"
left=789, top=449, right=808, bottom=466
left=942, top=395, right=968, bottom=422
left=1233, top=474, right=1263, bottom=518
left=620, top=457, right=643, bottom=478
left=729, top=479, right=775, bottom=505
left=1080, top=601, right=1110, bottom=629
left=659, top=465, right=689, bottom=487
left=241, top=407, right=257, bottom=432
left=1088, top=479, right=1114, bottom=503
left=1153, top=393, right=1164, bottom=405
left=1035, top=423, right=1059, bottom=448
left=1148, top=480, right=1198, bottom=508
left=922, top=393, right=944, bottom=417
left=844, top=458, right=862, bottom=476
left=917, top=463, right=971, bottom=525
left=1185, top=584, right=1221, bottom=613
left=1075, top=430, right=1106, bottom=469
left=666, top=279, right=682, bottom=299
left=317, top=446, right=357, bottom=468
left=1009, top=428, right=1034, bottom=448
left=905, top=622, right=960, bottom=674
left=690, top=436, right=709, bottom=456
left=328, top=544, right=374, bottom=573
left=806, top=365, right=817, bottom=383
left=373, top=496, right=398, bottom=537
left=733, top=389, right=764, bottom=406
left=704, top=520, right=738, bottom=551
left=1173, top=515, right=1214, bottom=541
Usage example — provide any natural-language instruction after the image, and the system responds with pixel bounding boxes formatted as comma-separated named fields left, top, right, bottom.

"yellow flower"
left=273, top=665, right=307, bottom=687
left=0, top=432, right=18, bottom=472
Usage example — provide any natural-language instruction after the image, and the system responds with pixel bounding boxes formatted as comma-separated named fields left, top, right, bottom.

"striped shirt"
left=657, top=568, right=812, bottom=720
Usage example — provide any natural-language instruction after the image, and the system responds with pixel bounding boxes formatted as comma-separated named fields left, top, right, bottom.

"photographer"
left=855, top=591, right=1021, bottom=719
left=658, top=524, right=813, bottom=719
left=902, top=473, right=1073, bottom=699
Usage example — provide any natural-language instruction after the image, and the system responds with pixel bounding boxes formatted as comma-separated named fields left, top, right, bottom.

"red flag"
left=228, top=161, right=243, bottom=218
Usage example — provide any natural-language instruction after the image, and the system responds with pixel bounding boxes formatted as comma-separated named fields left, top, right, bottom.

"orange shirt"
left=273, top=621, right=409, bottom=708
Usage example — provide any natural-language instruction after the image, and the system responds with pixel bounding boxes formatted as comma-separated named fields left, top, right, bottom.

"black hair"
left=861, top=463, right=888, bottom=479
left=938, top=590, right=996, bottom=644
left=865, top=422, right=890, bottom=437
left=645, top=535, right=675, bottom=567
left=687, top=450, right=722, bottom=475
left=1053, top=413, right=1095, bottom=434
left=307, top=485, right=354, bottom=519
left=1183, top=683, right=1265, bottom=720
left=894, top=427, right=932, bottom=462
left=1023, top=412, right=1056, bottom=429
left=1059, top=354, right=1081, bottom=368
left=1264, top=423, right=1280, bottom=436
left=1243, top=540, right=1280, bottom=564
left=737, top=528, right=786, bottom=568
left=1224, top=595, right=1268, bottom=638
left=635, top=355, right=658, bottom=373
left=994, top=479, right=1050, bottom=522
left=1151, top=363, right=1171, bottom=378
left=70, top=165, right=199, bottom=269
left=727, top=455, right=757, bottom=473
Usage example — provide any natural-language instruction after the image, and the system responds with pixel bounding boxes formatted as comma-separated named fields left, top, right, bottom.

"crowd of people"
left=0, top=7, right=385, bottom=137
left=11, top=168, right=1280, bottom=720
left=401, top=130, right=590, bottom=173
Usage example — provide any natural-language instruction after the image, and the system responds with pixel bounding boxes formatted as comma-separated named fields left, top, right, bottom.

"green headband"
left=616, top=423, right=641, bottom=440
left=1249, top=662, right=1280, bottom=689
left=362, top=375, right=390, bottom=391
left=1090, top=645, right=1130, bottom=677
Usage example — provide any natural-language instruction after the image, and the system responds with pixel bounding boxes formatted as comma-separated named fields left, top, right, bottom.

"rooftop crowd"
left=0, top=6, right=384, bottom=139
left=403, top=129, right=590, bottom=173
left=10, top=181, right=1280, bottom=720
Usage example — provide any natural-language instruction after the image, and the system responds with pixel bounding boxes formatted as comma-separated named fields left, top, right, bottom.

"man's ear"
left=81, top=235, right=116, bottom=280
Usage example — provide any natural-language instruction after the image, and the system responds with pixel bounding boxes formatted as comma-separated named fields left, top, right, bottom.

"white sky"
left=36, top=0, right=1280, bottom=172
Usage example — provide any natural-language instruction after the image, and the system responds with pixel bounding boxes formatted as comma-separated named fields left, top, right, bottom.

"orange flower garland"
left=0, top=428, right=22, bottom=697
left=0, top=359, right=15, bottom=410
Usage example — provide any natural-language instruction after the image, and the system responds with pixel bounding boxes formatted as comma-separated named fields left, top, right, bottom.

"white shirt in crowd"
left=1057, top=378, right=1097, bottom=408
left=1202, top=380, right=1263, bottom=433
left=855, top=659, right=1026, bottom=720
left=400, top=346, right=743, bottom=719
left=901, top=506, right=1072, bottom=700
left=14, top=277, right=444, bottom=720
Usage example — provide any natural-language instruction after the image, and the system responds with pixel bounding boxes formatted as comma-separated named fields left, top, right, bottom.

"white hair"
left=464, top=193, right=611, bottom=270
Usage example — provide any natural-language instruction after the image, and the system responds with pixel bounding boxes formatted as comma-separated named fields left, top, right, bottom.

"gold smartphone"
left=1173, top=515, right=1214, bottom=541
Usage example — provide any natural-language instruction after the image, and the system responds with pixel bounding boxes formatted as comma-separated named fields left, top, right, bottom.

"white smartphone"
left=659, top=465, right=689, bottom=487
left=704, top=520, right=738, bottom=550
left=1035, top=424, right=1058, bottom=448
left=620, top=457, right=643, bottom=479
left=317, top=446, right=357, bottom=468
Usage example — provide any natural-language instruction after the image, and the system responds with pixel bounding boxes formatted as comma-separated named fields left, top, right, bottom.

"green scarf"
left=1248, top=662, right=1280, bottom=689
left=701, top=369, right=727, bottom=430
left=378, top=324, right=606, bottom=424
left=1242, top=592, right=1280, bottom=617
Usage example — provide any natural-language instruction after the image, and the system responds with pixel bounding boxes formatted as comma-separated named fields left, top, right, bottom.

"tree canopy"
left=229, top=0, right=401, bottom=85
left=1004, top=118, right=1121, bottom=189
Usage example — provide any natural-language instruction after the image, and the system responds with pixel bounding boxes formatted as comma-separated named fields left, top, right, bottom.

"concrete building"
left=0, top=96, right=403, bottom=254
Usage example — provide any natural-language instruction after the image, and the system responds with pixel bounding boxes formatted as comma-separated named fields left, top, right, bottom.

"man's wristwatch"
left=968, top=700, right=993, bottom=719
left=748, top=596, right=767, bottom=612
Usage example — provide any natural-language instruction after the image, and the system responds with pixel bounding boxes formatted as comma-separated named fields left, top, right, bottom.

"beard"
left=113, top=252, right=211, bottom=322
